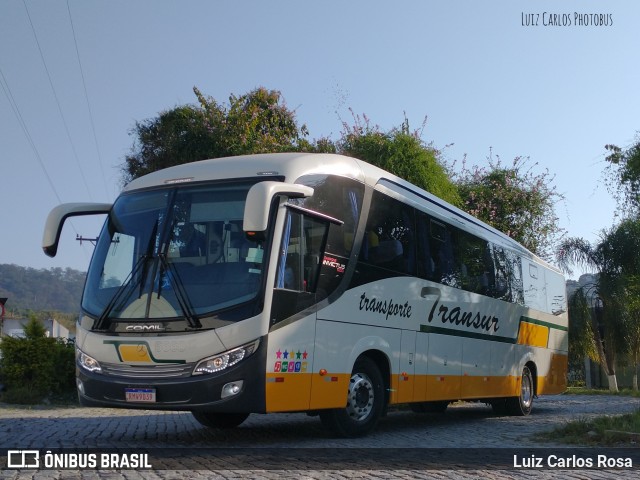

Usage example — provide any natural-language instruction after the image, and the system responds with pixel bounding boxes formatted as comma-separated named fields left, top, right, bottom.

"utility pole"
left=0, top=297, right=7, bottom=337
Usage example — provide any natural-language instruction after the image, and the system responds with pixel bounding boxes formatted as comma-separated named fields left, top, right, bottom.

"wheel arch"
left=525, top=360, right=538, bottom=396
left=517, top=351, right=536, bottom=394
left=357, top=349, right=392, bottom=408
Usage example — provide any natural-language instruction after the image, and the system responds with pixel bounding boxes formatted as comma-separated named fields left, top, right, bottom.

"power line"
left=1, top=69, right=97, bottom=263
left=66, top=0, right=110, bottom=200
left=0, top=66, right=63, bottom=204
left=21, top=0, right=94, bottom=200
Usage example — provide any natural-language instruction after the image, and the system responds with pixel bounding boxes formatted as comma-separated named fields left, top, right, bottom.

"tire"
left=410, top=401, right=449, bottom=413
left=192, top=411, right=250, bottom=429
left=505, top=365, right=534, bottom=416
left=319, top=356, right=385, bottom=437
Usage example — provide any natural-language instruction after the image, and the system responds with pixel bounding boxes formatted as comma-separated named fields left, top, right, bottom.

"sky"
left=1, top=0, right=638, bottom=280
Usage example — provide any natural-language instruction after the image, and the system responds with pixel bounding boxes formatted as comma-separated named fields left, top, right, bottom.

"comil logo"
left=7, top=450, right=40, bottom=468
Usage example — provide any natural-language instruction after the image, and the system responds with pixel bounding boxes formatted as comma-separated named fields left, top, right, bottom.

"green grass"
left=564, top=386, right=640, bottom=397
left=536, top=410, right=640, bottom=446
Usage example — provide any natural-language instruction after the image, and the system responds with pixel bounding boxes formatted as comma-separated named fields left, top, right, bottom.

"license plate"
left=125, top=388, right=156, bottom=403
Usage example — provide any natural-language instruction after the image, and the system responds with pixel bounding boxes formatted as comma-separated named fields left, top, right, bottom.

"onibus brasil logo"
left=6, top=450, right=152, bottom=469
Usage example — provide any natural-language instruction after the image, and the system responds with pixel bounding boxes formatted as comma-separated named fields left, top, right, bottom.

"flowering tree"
left=453, top=153, right=565, bottom=261
left=338, top=112, right=461, bottom=206
left=604, top=133, right=640, bottom=217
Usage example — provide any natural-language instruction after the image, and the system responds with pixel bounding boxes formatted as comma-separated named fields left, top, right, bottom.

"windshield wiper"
left=157, top=253, right=201, bottom=329
left=92, top=253, right=149, bottom=330
left=92, top=221, right=159, bottom=330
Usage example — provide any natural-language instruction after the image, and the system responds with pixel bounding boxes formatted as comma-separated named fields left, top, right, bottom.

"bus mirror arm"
left=243, top=181, right=314, bottom=233
left=42, top=202, right=111, bottom=257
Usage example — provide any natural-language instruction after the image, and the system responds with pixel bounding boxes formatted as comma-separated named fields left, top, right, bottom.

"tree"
left=123, top=105, right=219, bottom=182
left=566, top=287, right=598, bottom=384
left=557, top=218, right=640, bottom=391
left=123, top=87, right=324, bottom=183
left=604, top=133, right=640, bottom=216
left=453, top=153, right=565, bottom=261
left=193, top=87, right=308, bottom=156
left=558, top=240, right=623, bottom=391
left=601, top=218, right=640, bottom=390
left=338, top=112, right=461, bottom=206
left=0, top=316, right=75, bottom=403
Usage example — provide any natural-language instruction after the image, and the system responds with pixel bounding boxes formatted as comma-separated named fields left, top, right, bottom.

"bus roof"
left=123, top=152, right=558, bottom=272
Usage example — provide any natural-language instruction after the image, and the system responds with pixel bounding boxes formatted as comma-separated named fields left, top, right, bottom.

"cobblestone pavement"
left=0, top=394, right=639, bottom=479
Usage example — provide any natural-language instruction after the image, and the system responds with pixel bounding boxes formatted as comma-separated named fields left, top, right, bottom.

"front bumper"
left=77, top=336, right=267, bottom=412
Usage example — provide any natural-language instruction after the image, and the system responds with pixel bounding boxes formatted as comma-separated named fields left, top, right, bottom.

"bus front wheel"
left=319, top=356, right=385, bottom=437
left=192, top=411, right=250, bottom=429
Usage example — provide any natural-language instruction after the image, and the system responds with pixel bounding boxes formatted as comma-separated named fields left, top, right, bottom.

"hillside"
left=0, top=263, right=85, bottom=316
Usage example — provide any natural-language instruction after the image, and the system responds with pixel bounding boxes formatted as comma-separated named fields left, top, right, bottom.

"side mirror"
left=243, top=182, right=313, bottom=234
left=42, top=203, right=111, bottom=257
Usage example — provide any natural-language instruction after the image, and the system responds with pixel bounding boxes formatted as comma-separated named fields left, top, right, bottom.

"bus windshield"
left=82, top=181, right=267, bottom=325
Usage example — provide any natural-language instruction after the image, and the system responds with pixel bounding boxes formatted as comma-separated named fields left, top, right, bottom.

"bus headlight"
left=193, top=340, right=259, bottom=376
left=77, top=349, right=102, bottom=373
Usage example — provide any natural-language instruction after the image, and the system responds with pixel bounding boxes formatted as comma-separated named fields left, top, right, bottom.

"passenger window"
left=360, top=191, right=415, bottom=274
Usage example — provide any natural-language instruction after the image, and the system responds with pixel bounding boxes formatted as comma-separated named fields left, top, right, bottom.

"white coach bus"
left=43, top=153, right=568, bottom=437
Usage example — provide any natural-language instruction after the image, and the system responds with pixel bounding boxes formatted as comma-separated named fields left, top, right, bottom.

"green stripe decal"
left=420, top=316, right=567, bottom=343
left=520, top=316, right=568, bottom=332
left=419, top=324, right=516, bottom=343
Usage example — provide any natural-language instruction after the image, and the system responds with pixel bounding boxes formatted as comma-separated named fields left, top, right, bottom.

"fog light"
left=221, top=380, right=244, bottom=399
left=76, top=378, right=85, bottom=395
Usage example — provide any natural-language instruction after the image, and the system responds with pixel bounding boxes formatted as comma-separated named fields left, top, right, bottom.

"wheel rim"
left=346, top=372, right=375, bottom=422
left=521, top=370, right=533, bottom=409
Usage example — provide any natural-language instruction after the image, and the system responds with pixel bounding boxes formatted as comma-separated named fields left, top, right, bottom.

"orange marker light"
left=319, top=369, right=328, bottom=376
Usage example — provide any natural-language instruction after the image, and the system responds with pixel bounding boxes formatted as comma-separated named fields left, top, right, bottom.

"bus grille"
left=101, top=362, right=195, bottom=379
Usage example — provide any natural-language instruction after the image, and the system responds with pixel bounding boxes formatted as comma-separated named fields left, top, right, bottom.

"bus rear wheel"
left=319, top=356, right=385, bottom=437
left=504, top=365, right=534, bottom=416
left=192, top=411, right=250, bottom=429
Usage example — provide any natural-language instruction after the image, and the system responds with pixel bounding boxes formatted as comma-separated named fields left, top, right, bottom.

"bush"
left=0, top=317, right=76, bottom=404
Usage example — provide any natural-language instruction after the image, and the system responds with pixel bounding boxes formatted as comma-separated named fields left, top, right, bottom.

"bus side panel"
left=413, top=332, right=429, bottom=402
left=461, top=337, right=492, bottom=398
left=425, top=333, right=462, bottom=401
left=541, top=325, right=569, bottom=394
left=396, top=330, right=417, bottom=403
left=264, top=315, right=316, bottom=413
left=310, top=319, right=399, bottom=409
left=537, top=352, right=568, bottom=394
left=490, top=341, right=518, bottom=398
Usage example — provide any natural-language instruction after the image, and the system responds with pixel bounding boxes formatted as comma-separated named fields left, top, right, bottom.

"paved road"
left=0, top=394, right=639, bottom=478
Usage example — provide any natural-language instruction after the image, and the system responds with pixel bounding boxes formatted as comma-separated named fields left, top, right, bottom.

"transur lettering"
left=428, top=298, right=499, bottom=333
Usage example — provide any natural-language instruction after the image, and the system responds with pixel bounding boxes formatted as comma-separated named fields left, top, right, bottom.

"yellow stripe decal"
left=264, top=355, right=568, bottom=412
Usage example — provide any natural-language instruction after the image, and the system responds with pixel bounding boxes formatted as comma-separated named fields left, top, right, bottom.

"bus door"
left=266, top=205, right=341, bottom=412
